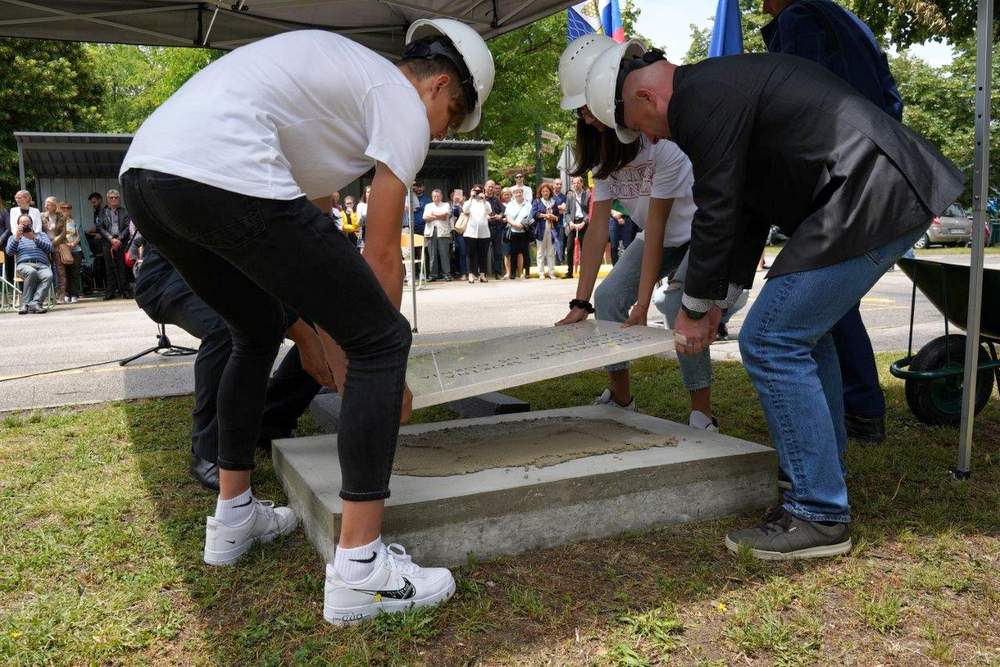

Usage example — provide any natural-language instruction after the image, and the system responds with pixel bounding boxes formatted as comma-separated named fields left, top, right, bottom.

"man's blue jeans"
left=738, top=226, right=925, bottom=523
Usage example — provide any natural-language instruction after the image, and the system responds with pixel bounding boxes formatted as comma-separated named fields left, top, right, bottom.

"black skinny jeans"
left=122, top=169, right=412, bottom=501
left=141, top=280, right=320, bottom=462
left=464, top=236, right=490, bottom=276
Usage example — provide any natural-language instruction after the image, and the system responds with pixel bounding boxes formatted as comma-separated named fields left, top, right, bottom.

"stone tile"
left=407, top=321, right=673, bottom=409
left=273, top=406, right=776, bottom=566
left=447, top=391, right=529, bottom=418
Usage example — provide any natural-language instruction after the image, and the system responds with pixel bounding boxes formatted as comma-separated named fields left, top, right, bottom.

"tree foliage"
left=480, top=0, right=645, bottom=186
left=893, top=42, right=1000, bottom=200
left=85, top=45, right=221, bottom=133
left=852, top=0, right=999, bottom=48
left=0, top=38, right=104, bottom=197
left=683, top=2, right=993, bottom=202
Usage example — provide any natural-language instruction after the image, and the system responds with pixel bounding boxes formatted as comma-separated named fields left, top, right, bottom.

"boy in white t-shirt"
left=119, top=21, right=494, bottom=625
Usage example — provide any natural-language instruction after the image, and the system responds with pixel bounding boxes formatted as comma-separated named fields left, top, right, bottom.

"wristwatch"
left=680, top=304, right=707, bottom=320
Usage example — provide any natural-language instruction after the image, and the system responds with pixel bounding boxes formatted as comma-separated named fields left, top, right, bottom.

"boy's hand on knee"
left=300, top=340, right=336, bottom=388
left=315, top=328, right=348, bottom=393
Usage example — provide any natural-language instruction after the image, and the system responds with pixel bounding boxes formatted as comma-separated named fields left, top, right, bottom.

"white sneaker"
left=689, top=410, right=719, bottom=432
left=324, top=543, right=455, bottom=626
left=593, top=388, right=636, bottom=411
left=203, top=498, right=298, bottom=566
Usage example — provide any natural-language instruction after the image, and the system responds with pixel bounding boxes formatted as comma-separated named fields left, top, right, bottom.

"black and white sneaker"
left=593, top=388, right=636, bottom=411
left=324, top=543, right=455, bottom=625
left=725, top=507, right=851, bottom=560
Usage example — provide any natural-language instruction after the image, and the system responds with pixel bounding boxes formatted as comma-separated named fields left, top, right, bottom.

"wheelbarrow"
left=890, top=258, right=1000, bottom=425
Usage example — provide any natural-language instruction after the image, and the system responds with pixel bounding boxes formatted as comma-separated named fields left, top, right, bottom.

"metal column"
left=17, top=138, right=26, bottom=190
left=955, top=0, right=993, bottom=477
left=405, top=188, right=418, bottom=333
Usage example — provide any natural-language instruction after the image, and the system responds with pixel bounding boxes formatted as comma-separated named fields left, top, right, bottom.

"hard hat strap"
left=403, top=38, right=478, bottom=112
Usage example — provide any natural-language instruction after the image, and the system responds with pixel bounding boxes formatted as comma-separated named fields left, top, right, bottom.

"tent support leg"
left=955, top=0, right=993, bottom=479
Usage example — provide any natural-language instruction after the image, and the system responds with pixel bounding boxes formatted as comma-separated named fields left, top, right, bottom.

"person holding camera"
left=462, top=183, right=491, bottom=283
left=6, top=214, right=53, bottom=314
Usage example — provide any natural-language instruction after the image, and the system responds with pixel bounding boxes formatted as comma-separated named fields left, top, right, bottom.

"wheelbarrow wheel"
left=904, top=334, right=995, bottom=426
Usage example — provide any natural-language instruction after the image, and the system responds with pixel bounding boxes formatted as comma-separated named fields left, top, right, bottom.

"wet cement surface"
left=393, top=417, right=677, bottom=476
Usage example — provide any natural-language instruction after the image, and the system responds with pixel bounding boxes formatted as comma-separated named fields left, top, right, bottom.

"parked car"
left=914, top=204, right=972, bottom=248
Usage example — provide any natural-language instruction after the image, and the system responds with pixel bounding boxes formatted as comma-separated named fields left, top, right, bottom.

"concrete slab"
left=273, top=406, right=777, bottom=566
left=447, top=391, right=529, bottom=418
left=407, top=321, right=673, bottom=409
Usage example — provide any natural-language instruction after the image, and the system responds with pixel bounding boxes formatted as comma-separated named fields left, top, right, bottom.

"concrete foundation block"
left=273, top=406, right=777, bottom=566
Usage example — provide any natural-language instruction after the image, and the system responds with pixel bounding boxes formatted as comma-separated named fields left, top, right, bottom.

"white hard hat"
left=584, top=39, right=646, bottom=143
left=559, top=34, right=616, bottom=110
left=406, top=18, right=495, bottom=133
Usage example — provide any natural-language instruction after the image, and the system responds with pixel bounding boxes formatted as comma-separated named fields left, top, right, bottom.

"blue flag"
left=709, top=0, right=744, bottom=57
left=567, top=1, right=625, bottom=43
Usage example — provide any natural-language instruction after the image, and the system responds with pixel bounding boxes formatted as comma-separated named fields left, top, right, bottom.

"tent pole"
left=406, top=188, right=418, bottom=333
left=955, top=0, right=993, bottom=478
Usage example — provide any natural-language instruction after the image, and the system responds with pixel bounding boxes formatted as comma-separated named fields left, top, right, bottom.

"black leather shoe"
left=189, top=455, right=220, bottom=491
left=846, top=414, right=886, bottom=443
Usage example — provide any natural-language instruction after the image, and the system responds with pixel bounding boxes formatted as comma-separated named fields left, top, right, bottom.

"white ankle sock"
left=334, top=537, right=383, bottom=583
left=689, top=410, right=716, bottom=430
left=214, top=489, right=255, bottom=526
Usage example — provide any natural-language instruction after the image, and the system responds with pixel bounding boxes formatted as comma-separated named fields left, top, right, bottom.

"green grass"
left=1, top=354, right=998, bottom=665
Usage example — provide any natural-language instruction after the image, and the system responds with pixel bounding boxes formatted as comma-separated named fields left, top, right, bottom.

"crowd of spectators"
left=324, top=174, right=638, bottom=283
left=2, top=188, right=138, bottom=312
left=2, top=175, right=635, bottom=312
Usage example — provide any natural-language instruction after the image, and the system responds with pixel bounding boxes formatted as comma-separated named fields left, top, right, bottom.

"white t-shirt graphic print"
left=593, top=141, right=696, bottom=248
left=121, top=30, right=430, bottom=201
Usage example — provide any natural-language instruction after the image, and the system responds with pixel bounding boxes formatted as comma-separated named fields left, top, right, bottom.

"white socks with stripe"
left=334, top=536, right=383, bottom=583
left=214, top=489, right=254, bottom=526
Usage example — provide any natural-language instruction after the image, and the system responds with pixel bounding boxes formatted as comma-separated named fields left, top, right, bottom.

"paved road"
left=2, top=252, right=997, bottom=413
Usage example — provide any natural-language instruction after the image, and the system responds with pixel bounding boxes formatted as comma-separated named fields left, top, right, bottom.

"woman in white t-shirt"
left=462, top=183, right=491, bottom=283
left=555, top=35, right=723, bottom=432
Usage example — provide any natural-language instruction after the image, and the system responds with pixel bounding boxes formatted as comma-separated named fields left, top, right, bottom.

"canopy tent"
left=2, top=0, right=992, bottom=473
left=0, top=0, right=577, bottom=55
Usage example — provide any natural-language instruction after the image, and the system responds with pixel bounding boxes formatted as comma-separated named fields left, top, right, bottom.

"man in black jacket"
left=597, top=50, right=962, bottom=559
left=132, top=237, right=324, bottom=490
left=96, top=189, right=133, bottom=300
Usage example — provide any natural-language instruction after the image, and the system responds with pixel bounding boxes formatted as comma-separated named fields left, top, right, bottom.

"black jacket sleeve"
left=674, top=83, right=755, bottom=300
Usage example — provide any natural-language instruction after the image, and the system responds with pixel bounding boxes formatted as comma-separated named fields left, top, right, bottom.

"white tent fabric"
left=0, top=1, right=577, bottom=55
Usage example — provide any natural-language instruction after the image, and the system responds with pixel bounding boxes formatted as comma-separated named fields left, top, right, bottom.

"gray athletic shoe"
left=725, top=507, right=851, bottom=560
